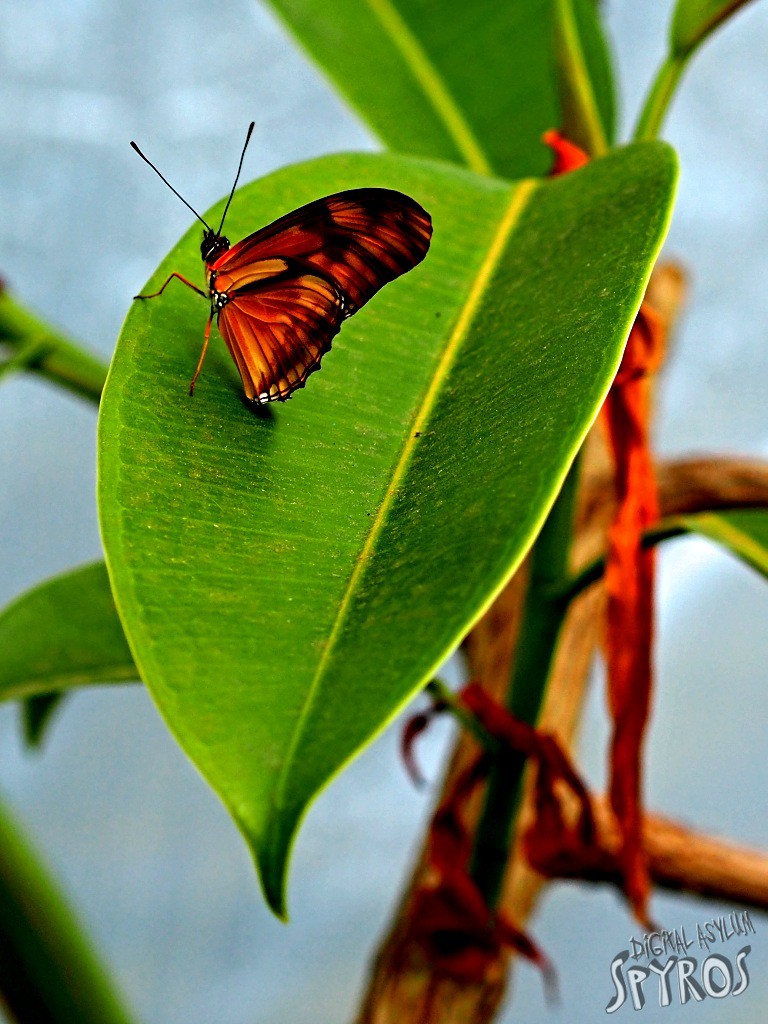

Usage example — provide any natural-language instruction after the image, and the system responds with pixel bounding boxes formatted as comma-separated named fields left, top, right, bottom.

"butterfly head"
left=201, top=230, right=230, bottom=264
left=131, top=123, right=255, bottom=267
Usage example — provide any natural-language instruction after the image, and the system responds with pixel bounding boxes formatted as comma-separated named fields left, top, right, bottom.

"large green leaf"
left=0, top=564, right=135, bottom=701
left=264, top=0, right=560, bottom=178
left=98, top=145, right=676, bottom=913
left=671, top=0, right=758, bottom=55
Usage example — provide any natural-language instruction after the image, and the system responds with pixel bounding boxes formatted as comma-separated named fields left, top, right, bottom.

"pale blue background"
left=1, top=2, right=768, bottom=1021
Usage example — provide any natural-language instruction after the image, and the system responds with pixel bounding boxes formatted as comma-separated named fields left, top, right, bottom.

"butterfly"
left=131, top=123, right=433, bottom=404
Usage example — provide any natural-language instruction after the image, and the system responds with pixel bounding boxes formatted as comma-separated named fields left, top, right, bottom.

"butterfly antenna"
left=130, top=140, right=213, bottom=232
left=216, top=121, right=255, bottom=236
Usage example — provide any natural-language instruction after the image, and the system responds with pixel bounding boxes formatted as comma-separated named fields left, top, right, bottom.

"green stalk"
left=426, top=679, right=497, bottom=751
left=633, top=53, right=689, bottom=142
left=0, top=292, right=107, bottom=405
left=0, top=791, right=136, bottom=1024
left=470, top=459, right=580, bottom=908
left=548, top=518, right=688, bottom=606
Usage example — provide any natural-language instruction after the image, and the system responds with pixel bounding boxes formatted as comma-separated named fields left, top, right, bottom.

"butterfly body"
left=132, top=123, right=432, bottom=406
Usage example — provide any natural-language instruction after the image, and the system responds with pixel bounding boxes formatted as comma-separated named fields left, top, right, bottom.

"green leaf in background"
left=635, top=0, right=759, bottom=140
left=0, top=791, right=136, bottom=1024
left=264, top=0, right=560, bottom=178
left=0, top=563, right=136, bottom=702
left=22, top=695, right=67, bottom=748
left=558, top=506, right=768, bottom=602
left=672, top=508, right=768, bottom=578
left=671, top=0, right=758, bottom=56
left=98, top=144, right=677, bottom=915
left=554, top=0, right=616, bottom=153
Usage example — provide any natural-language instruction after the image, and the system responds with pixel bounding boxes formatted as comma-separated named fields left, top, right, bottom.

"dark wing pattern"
left=211, top=188, right=432, bottom=314
left=217, top=262, right=344, bottom=403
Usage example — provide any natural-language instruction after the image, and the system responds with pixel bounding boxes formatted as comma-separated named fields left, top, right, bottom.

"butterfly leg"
left=134, top=273, right=207, bottom=301
left=189, top=311, right=214, bottom=396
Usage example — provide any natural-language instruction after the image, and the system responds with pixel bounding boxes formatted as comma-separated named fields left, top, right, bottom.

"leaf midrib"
left=363, top=0, right=492, bottom=174
left=557, top=0, right=608, bottom=155
left=269, top=177, right=539, bottom=824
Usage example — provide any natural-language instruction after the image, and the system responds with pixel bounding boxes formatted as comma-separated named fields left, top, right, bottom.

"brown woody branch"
left=540, top=796, right=768, bottom=912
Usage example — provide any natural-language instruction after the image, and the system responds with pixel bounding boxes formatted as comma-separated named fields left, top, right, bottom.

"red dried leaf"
left=601, top=304, right=664, bottom=925
left=403, top=703, right=553, bottom=992
left=401, top=698, right=447, bottom=787
left=459, top=683, right=596, bottom=873
left=542, top=129, right=590, bottom=175
left=543, top=128, right=663, bottom=925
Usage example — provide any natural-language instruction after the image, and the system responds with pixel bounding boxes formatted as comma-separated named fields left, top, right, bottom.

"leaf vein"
left=363, top=0, right=493, bottom=174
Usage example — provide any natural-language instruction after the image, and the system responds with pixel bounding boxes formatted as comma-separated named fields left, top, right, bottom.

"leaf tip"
left=252, top=817, right=297, bottom=922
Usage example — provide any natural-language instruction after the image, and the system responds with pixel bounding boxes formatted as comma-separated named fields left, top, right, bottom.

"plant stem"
left=0, top=790, right=136, bottom=1024
left=633, top=53, right=689, bottom=142
left=0, top=292, right=107, bottom=405
left=426, top=679, right=497, bottom=750
left=548, top=517, right=688, bottom=605
left=469, top=459, right=581, bottom=908
left=0, top=339, right=55, bottom=382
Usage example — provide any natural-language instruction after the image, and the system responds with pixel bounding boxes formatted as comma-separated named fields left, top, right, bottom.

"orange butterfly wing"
left=216, top=261, right=344, bottom=403
left=210, top=188, right=432, bottom=403
left=212, top=188, right=432, bottom=315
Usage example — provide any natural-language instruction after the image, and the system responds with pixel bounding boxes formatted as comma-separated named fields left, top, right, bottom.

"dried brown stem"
left=656, top=457, right=768, bottom=515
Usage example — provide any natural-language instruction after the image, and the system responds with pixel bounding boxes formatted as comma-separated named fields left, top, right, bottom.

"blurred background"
left=1, top=1, right=768, bottom=1021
